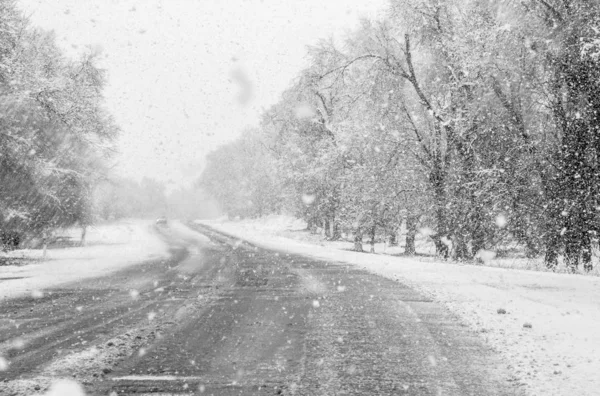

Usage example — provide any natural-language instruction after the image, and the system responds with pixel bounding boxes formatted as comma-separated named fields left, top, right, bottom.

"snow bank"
left=211, top=215, right=307, bottom=233
left=211, top=216, right=600, bottom=275
left=197, top=218, right=600, bottom=396
left=167, top=220, right=212, bottom=245
left=0, top=220, right=169, bottom=301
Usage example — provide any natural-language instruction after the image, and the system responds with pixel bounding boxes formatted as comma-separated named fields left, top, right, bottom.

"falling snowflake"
left=43, top=379, right=86, bottom=396
left=294, top=104, right=316, bottom=119
left=0, top=356, right=8, bottom=371
left=11, top=338, right=25, bottom=349
left=477, top=250, right=496, bottom=263
left=495, top=214, right=507, bottom=228
left=418, top=227, right=434, bottom=237
left=428, top=355, right=437, bottom=367
left=302, top=194, right=316, bottom=205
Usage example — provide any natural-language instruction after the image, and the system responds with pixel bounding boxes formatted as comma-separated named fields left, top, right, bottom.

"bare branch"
left=534, top=0, right=564, bottom=23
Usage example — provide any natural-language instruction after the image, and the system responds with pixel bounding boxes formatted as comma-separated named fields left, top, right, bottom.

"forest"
left=0, top=0, right=119, bottom=248
left=200, top=0, right=600, bottom=271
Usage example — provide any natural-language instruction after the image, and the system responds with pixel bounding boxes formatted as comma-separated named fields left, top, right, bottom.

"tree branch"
left=535, top=0, right=564, bottom=23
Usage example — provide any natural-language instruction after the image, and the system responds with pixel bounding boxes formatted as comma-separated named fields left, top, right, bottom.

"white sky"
left=18, top=0, right=387, bottom=190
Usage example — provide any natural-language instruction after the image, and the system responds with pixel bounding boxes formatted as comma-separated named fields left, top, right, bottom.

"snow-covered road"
left=198, top=217, right=600, bottom=396
left=1, top=221, right=521, bottom=396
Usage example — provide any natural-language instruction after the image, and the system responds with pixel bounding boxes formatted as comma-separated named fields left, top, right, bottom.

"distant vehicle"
left=155, top=217, right=168, bottom=226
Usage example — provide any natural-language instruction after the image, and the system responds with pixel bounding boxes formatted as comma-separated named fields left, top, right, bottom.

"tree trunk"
left=353, top=228, right=363, bottom=252
left=453, top=234, right=469, bottom=261
left=525, top=239, right=540, bottom=259
left=306, top=216, right=314, bottom=231
left=329, top=215, right=341, bottom=241
left=388, top=231, right=398, bottom=246
left=470, top=205, right=486, bottom=257
left=42, top=230, right=49, bottom=260
left=80, top=226, right=87, bottom=247
left=405, top=215, right=418, bottom=255
left=544, top=229, right=560, bottom=270
left=431, top=236, right=448, bottom=259
left=309, top=216, right=319, bottom=234
left=324, top=217, right=331, bottom=239
left=328, top=186, right=341, bottom=240
left=369, top=225, right=376, bottom=253
left=564, top=237, right=579, bottom=273
left=582, top=232, right=593, bottom=272
left=430, top=154, right=449, bottom=258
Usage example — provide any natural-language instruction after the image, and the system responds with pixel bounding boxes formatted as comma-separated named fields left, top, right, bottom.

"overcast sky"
left=19, top=0, right=387, bottom=190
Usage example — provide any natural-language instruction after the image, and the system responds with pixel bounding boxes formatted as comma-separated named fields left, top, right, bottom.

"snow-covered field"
left=197, top=215, right=600, bottom=396
left=0, top=220, right=169, bottom=301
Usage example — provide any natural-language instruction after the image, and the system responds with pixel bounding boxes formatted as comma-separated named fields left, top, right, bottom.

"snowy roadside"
left=196, top=217, right=600, bottom=396
left=0, top=220, right=169, bottom=301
